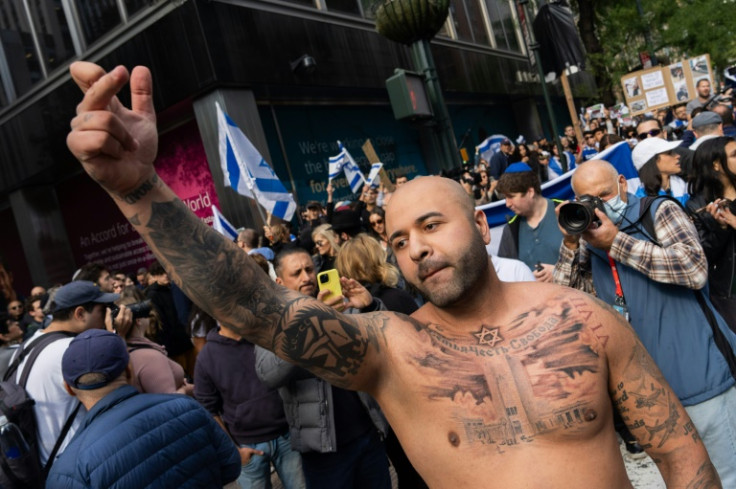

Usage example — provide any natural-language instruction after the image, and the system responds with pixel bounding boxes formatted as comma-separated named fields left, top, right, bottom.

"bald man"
left=66, top=62, right=720, bottom=488
left=554, top=159, right=736, bottom=486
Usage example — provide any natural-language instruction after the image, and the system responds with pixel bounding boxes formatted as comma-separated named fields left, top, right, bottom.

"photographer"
left=553, top=160, right=736, bottom=486
left=115, top=286, right=192, bottom=395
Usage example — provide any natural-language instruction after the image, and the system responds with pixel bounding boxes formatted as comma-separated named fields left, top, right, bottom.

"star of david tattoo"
left=473, top=325, right=503, bottom=347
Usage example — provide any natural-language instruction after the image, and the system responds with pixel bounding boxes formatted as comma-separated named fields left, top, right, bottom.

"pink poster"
left=58, top=119, right=220, bottom=274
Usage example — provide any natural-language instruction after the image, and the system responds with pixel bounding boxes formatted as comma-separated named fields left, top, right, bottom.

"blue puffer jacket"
left=46, top=385, right=241, bottom=489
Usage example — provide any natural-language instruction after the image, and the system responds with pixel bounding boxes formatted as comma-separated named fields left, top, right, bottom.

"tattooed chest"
left=409, top=314, right=608, bottom=449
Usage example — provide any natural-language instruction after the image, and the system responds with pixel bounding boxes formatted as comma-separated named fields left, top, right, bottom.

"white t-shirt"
left=13, top=330, right=85, bottom=465
left=489, top=254, right=536, bottom=282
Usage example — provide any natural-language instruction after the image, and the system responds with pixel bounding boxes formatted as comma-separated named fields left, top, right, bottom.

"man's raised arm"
left=66, top=62, right=386, bottom=392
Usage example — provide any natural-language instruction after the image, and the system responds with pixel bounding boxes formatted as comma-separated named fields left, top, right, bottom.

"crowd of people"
left=0, top=60, right=735, bottom=488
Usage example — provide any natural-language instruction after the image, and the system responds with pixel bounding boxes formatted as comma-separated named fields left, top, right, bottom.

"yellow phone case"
left=317, top=269, right=342, bottom=298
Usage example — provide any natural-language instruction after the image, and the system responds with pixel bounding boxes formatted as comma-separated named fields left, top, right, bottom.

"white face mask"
left=604, top=183, right=627, bottom=224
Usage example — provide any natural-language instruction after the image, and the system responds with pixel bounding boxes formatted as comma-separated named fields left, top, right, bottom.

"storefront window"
left=450, top=0, right=490, bottom=45
left=325, top=0, right=361, bottom=15
left=488, top=0, right=520, bottom=52
left=73, top=0, right=121, bottom=45
left=0, top=0, right=44, bottom=97
left=28, top=0, right=75, bottom=72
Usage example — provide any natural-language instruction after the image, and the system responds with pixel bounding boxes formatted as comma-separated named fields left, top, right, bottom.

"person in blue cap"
left=496, top=163, right=565, bottom=282
left=47, top=329, right=241, bottom=488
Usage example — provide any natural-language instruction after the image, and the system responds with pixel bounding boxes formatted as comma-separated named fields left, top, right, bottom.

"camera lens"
left=558, top=201, right=600, bottom=234
left=319, top=274, right=327, bottom=283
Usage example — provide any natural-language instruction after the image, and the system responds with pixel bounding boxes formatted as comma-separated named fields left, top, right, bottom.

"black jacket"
left=687, top=194, right=736, bottom=298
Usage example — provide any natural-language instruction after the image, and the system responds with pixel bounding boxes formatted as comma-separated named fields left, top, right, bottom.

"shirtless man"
left=66, top=62, right=720, bottom=488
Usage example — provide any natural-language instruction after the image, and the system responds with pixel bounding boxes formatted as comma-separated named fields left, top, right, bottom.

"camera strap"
left=607, top=253, right=630, bottom=321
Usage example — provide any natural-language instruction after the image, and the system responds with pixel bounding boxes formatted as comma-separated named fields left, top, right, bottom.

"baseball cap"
left=52, top=281, right=119, bottom=312
left=691, top=111, right=722, bottom=129
left=62, top=329, right=129, bottom=390
left=631, top=138, right=682, bottom=171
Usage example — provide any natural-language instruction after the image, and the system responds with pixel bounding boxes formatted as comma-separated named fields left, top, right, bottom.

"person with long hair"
left=687, top=136, right=736, bottom=333
left=116, top=286, right=192, bottom=395
left=632, top=137, right=689, bottom=205
left=368, top=207, right=389, bottom=250
left=336, top=234, right=416, bottom=316
left=311, top=223, right=341, bottom=273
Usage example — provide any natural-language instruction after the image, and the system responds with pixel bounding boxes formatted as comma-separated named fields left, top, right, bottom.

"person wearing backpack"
left=553, top=159, right=736, bottom=487
left=8, top=281, right=128, bottom=480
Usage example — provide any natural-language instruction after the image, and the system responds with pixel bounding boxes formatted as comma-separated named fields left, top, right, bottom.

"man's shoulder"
left=19, top=334, right=75, bottom=375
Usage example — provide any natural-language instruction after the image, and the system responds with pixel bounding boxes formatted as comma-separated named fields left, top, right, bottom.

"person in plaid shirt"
left=553, top=159, right=736, bottom=486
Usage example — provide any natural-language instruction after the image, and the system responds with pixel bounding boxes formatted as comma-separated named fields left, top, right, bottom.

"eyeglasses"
left=637, top=129, right=662, bottom=140
left=314, top=240, right=327, bottom=247
left=370, top=219, right=384, bottom=227
left=8, top=305, right=21, bottom=310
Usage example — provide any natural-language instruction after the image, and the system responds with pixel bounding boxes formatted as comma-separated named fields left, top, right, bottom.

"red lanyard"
left=607, top=253, right=625, bottom=299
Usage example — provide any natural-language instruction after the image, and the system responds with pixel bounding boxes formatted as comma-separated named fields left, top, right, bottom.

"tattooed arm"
left=66, top=62, right=389, bottom=393
left=598, top=299, right=721, bottom=488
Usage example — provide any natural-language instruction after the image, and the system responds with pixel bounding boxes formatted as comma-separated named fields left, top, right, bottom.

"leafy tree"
left=571, top=0, right=736, bottom=104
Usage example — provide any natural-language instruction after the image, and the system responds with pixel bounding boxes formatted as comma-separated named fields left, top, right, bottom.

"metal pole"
left=411, top=39, right=462, bottom=171
left=635, top=0, right=656, bottom=66
left=517, top=0, right=566, bottom=171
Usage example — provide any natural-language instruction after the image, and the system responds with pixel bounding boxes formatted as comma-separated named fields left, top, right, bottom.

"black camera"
left=108, top=300, right=153, bottom=320
left=558, top=195, right=606, bottom=234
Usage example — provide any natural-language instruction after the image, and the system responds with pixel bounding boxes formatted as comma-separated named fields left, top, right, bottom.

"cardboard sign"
left=620, top=54, right=713, bottom=116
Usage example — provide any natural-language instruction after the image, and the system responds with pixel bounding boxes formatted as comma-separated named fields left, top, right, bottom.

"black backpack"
left=0, top=332, right=80, bottom=489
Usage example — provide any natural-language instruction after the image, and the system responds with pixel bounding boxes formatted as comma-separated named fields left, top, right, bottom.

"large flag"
left=211, top=205, right=238, bottom=241
left=476, top=134, right=509, bottom=163
left=328, top=141, right=366, bottom=193
left=216, top=102, right=297, bottom=221
left=594, top=141, right=638, bottom=180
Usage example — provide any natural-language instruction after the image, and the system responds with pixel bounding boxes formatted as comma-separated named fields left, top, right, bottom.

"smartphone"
left=317, top=269, right=342, bottom=299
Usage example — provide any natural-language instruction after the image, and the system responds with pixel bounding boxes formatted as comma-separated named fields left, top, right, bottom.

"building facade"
left=0, top=0, right=592, bottom=291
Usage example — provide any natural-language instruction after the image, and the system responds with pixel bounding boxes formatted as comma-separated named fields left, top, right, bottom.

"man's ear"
left=73, top=305, right=87, bottom=322
left=473, top=209, right=491, bottom=245
left=618, top=174, right=628, bottom=195
left=63, top=381, right=76, bottom=397
left=275, top=277, right=284, bottom=286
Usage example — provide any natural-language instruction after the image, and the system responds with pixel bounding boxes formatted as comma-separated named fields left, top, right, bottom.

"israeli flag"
left=476, top=134, right=509, bottom=163
left=594, top=141, right=639, bottom=180
left=217, top=103, right=296, bottom=221
left=211, top=205, right=238, bottom=241
left=366, top=163, right=383, bottom=188
left=328, top=141, right=366, bottom=193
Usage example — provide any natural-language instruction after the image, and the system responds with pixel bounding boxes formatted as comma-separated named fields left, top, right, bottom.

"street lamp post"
left=376, top=0, right=462, bottom=171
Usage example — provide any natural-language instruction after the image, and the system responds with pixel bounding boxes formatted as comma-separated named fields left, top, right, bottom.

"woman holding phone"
left=687, top=136, right=736, bottom=333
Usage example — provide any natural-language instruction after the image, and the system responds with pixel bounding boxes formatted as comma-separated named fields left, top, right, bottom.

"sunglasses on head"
left=637, top=129, right=662, bottom=140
